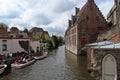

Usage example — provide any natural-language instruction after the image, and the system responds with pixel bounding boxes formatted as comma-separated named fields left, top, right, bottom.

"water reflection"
left=0, top=45, right=92, bottom=80
left=65, top=50, right=92, bottom=80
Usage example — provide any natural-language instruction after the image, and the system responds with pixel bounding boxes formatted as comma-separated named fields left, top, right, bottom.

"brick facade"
left=65, top=0, right=108, bottom=55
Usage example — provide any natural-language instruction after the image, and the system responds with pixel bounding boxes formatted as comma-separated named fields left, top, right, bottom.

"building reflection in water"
left=65, top=50, right=92, bottom=80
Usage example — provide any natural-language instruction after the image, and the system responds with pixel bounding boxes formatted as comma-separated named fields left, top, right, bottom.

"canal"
left=0, top=45, right=92, bottom=80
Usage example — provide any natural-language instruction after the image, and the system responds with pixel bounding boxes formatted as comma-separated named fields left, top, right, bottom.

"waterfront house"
left=0, top=38, right=30, bottom=55
left=0, top=23, right=30, bottom=55
left=65, top=0, right=108, bottom=55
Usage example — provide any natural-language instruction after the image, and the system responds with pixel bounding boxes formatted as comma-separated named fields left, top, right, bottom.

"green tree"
left=57, top=36, right=63, bottom=43
left=46, top=40, right=53, bottom=49
left=44, top=34, right=50, bottom=41
left=51, top=35, right=59, bottom=48
left=32, top=35, right=40, bottom=41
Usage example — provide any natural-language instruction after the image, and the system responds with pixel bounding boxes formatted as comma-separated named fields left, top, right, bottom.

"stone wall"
left=92, top=48, right=120, bottom=80
left=65, top=26, right=78, bottom=55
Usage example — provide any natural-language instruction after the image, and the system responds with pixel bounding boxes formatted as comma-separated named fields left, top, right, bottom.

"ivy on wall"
left=19, top=41, right=29, bottom=51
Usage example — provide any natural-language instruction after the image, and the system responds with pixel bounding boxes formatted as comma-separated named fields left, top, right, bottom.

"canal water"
left=0, top=45, right=92, bottom=80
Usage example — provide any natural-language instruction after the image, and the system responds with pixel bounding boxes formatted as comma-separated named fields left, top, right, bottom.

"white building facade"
left=0, top=38, right=30, bottom=55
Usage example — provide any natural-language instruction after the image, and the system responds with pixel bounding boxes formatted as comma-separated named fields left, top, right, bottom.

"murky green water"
left=0, top=45, right=92, bottom=80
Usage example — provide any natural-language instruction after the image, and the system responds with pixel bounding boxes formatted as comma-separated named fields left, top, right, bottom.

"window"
left=20, top=35, right=24, bottom=38
left=80, top=37, right=86, bottom=46
left=2, top=40, right=7, bottom=51
left=10, top=35, right=13, bottom=38
left=96, top=16, right=99, bottom=21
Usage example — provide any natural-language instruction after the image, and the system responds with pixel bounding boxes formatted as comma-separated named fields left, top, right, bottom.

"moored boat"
left=34, top=52, right=48, bottom=60
left=11, top=59, right=36, bottom=68
left=0, top=64, right=7, bottom=75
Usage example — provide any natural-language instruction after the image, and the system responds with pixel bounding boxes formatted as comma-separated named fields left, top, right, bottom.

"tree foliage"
left=32, top=35, right=40, bottom=41
left=57, top=36, right=63, bottom=43
left=51, top=35, right=59, bottom=48
left=45, top=34, right=50, bottom=41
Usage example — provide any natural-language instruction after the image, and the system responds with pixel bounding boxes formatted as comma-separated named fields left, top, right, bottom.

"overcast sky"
left=0, top=0, right=114, bottom=36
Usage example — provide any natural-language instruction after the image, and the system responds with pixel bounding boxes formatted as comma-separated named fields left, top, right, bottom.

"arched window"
left=102, top=54, right=117, bottom=80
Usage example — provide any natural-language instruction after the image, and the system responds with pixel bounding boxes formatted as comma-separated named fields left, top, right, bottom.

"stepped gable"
left=76, top=0, right=108, bottom=43
left=64, top=0, right=109, bottom=55
left=77, top=0, right=107, bottom=26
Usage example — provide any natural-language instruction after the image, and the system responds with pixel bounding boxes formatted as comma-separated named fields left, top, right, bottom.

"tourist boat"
left=0, top=64, right=7, bottom=75
left=34, top=52, right=48, bottom=60
left=11, top=59, right=36, bottom=68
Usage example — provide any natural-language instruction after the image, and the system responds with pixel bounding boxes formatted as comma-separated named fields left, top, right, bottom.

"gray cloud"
left=0, top=0, right=114, bottom=36
left=46, top=26, right=65, bottom=36
left=0, top=11, right=21, bottom=19
left=54, top=0, right=76, bottom=13
left=33, top=13, right=52, bottom=25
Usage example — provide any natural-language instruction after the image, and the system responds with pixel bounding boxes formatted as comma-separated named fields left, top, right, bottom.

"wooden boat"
left=11, top=59, right=36, bottom=68
left=0, top=64, right=7, bottom=75
left=34, top=52, right=48, bottom=60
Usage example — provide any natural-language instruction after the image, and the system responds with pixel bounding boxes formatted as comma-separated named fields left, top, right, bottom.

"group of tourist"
left=0, top=46, right=45, bottom=65
left=0, top=51, right=27, bottom=64
left=0, top=51, right=27, bottom=61
left=13, top=54, right=34, bottom=64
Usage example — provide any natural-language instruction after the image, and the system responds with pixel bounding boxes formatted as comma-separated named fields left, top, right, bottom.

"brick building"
left=0, top=23, right=30, bottom=54
left=65, top=0, right=108, bottom=55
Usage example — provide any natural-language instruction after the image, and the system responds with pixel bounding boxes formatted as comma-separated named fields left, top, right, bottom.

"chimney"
left=72, top=15, right=77, bottom=24
left=75, top=7, right=79, bottom=15
left=68, top=20, right=72, bottom=27
left=88, top=0, right=94, bottom=3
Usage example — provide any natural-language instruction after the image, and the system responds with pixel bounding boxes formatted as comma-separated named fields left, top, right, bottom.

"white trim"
left=102, top=54, right=117, bottom=80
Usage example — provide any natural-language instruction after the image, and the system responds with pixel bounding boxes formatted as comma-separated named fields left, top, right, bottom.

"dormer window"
left=86, top=16, right=89, bottom=21
left=10, top=35, right=13, bottom=38
left=2, top=40, right=7, bottom=51
left=20, top=35, right=24, bottom=38
left=96, top=16, right=99, bottom=21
